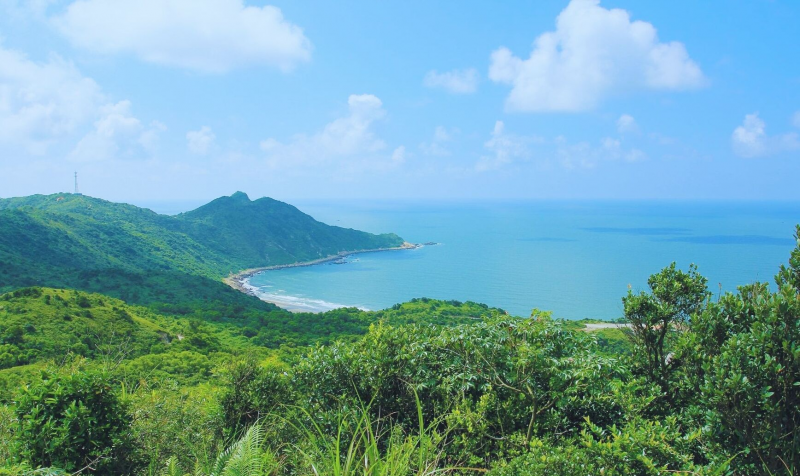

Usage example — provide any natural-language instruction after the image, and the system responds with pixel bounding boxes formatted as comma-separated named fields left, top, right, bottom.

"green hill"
left=175, top=191, right=405, bottom=266
left=0, top=287, right=502, bottom=371
left=0, top=287, right=173, bottom=371
left=0, top=192, right=404, bottom=314
left=0, top=287, right=500, bottom=399
left=0, top=192, right=403, bottom=285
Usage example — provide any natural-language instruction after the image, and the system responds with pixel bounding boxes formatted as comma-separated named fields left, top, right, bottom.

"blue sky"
left=0, top=0, right=798, bottom=202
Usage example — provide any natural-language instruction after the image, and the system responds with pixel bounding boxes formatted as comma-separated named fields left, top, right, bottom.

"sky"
left=0, top=0, right=798, bottom=202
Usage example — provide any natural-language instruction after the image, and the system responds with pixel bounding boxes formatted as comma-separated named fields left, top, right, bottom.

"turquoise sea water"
left=239, top=201, right=800, bottom=320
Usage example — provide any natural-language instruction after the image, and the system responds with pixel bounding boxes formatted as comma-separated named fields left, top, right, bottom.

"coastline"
left=224, top=242, right=420, bottom=308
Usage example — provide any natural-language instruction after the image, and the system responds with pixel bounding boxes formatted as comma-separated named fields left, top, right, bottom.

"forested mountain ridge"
left=0, top=192, right=403, bottom=283
left=175, top=191, right=405, bottom=266
left=0, top=192, right=404, bottom=300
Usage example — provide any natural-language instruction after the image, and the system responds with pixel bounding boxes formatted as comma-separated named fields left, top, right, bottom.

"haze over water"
left=240, top=201, right=800, bottom=320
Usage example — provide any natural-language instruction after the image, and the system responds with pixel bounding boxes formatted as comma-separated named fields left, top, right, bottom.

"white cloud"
left=558, top=136, right=646, bottom=169
left=555, top=138, right=595, bottom=170
left=600, top=137, right=646, bottom=162
left=69, top=101, right=161, bottom=161
left=423, top=68, right=479, bottom=94
left=732, top=114, right=766, bottom=158
left=1, top=0, right=56, bottom=18
left=420, top=126, right=455, bottom=157
left=433, top=126, right=451, bottom=142
left=54, top=0, right=312, bottom=73
left=616, top=114, right=638, bottom=133
left=260, top=94, right=389, bottom=167
left=488, top=0, right=706, bottom=112
left=625, top=148, right=647, bottom=162
left=0, top=43, right=104, bottom=154
left=793, top=111, right=800, bottom=129
left=732, top=113, right=800, bottom=158
left=391, top=146, right=406, bottom=164
left=187, top=126, right=216, bottom=155
left=139, top=120, right=167, bottom=152
left=476, top=121, right=532, bottom=171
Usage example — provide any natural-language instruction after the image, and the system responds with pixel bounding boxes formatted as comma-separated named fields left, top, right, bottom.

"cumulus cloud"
left=420, top=126, right=455, bottom=156
left=599, top=137, right=646, bottom=162
left=187, top=126, right=216, bottom=155
left=557, top=136, right=645, bottom=169
left=391, top=146, right=406, bottom=164
left=732, top=113, right=800, bottom=158
left=474, top=119, right=646, bottom=172
left=260, top=94, right=390, bottom=167
left=423, top=68, right=479, bottom=94
left=69, top=101, right=162, bottom=161
left=616, top=114, right=638, bottom=134
left=476, top=121, right=532, bottom=171
left=54, top=0, right=312, bottom=73
left=0, top=44, right=104, bottom=154
left=488, top=0, right=706, bottom=112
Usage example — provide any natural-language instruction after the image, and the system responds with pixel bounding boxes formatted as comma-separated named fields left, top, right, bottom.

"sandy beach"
left=224, top=242, right=419, bottom=311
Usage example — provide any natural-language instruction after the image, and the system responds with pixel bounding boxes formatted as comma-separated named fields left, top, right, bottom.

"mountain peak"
left=229, top=191, right=250, bottom=201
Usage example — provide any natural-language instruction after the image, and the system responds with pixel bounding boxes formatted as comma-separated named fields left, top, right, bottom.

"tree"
left=623, top=263, right=709, bottom=405
left=692, top=226, right=800, bottom=475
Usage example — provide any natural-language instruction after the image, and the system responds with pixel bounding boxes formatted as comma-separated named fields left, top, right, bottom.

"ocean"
left=245, top=200, right=800, bottom=320
left=138, top=199, right=800, bottom=320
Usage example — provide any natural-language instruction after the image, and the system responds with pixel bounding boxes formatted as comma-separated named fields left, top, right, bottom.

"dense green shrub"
left=219, top=356, right=294, bottom=439
left=14, top=369, right=139, bottom=475
left=128, top=382, right=221, bottom=473
left=691, top=234, right=800, bottom=474
left=278, top=313, right=626, bottom=467
left=489, top=417, right=720, bottom=476
left=0, top=404, right=18, bottom=467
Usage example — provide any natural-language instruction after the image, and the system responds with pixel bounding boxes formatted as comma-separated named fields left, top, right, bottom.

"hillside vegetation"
left=0, top=192, right=405, bottom=329
left=0, top=192, right=403, bottom=291
left=0, top=192, right=797, bottom=475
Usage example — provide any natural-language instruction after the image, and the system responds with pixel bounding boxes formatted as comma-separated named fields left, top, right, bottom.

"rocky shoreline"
left=224, top=241, right=420, bottom=299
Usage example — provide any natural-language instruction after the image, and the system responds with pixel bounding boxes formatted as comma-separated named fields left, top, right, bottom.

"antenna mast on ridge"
left=74, top=172, right=79, bottom=194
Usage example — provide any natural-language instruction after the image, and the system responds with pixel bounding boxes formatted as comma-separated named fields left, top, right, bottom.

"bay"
left=245, top=200, right=800, bottom=320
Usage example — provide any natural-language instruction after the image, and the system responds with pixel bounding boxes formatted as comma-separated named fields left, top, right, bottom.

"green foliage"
left=3, top=190, right=799, bottom=475
left=225, top=313, right=625, bottom=468
left=0, top=192, right=404, bottom=296
left=204, top=424, right=275, bottom=476
left=287, top=394, right=453, bottom=476
left=0, top=288, right=164, bottom=371
left=0, top=404, right=18, bottom=466
left=681, top=228, right=800, bottom=475
left=14, top=368, right=139, bottom=475
left=623, top=262, right=709, bottom=406
left=562, top=319, right=632, bottom=355
left=251, top=299, right=502, bottom=350
left=489, top=417, right=721, bottom=476
left=176, top=191, right=404, bottom=268
left=128, top=382, right=221, bottom=474
left=219, top=357, right=293, bottom=439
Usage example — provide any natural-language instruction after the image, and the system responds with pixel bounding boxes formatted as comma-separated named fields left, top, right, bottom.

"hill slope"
left=175, top=191, right=404, bottom=266
left=0, top=192, right=404, bottom=296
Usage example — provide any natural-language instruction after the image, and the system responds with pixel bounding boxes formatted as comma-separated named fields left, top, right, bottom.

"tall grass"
left=287, top=390, right=475, bottom=476
left=160, top=390, right=479, bottom=475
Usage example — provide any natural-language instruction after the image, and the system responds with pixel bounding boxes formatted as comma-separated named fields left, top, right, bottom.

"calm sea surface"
left=141, top=200, right=800, bottom=320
